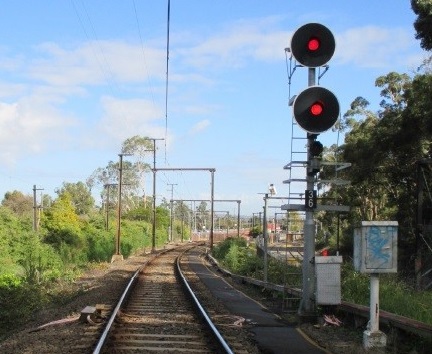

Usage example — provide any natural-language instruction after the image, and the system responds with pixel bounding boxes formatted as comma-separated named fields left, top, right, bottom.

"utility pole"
left=261, top=184, right=276, bottom=282
left=148, top=138, right=164, bottom=253
left=167, top=183, right=177, bottom=242
left=113, top=153, right=131, bottom=261
left=32, top=185, right=43, bottom=232
left=104, top=183, right=117, bottom=231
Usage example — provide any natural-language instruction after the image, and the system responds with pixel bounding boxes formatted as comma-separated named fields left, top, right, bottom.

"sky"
left=0, top=1, right=427, bottom=217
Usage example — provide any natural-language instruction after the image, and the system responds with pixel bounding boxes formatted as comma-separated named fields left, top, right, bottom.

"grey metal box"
left=353, top=221, right=398, bottom=273
left=315, top=255, right=342, bottom=305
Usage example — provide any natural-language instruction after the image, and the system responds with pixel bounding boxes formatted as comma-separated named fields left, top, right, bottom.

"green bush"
left=213, top=237, right=247, bottom=259
left=341, top=263, right=432, bottom=325
left=213, top=238, right=263, bottom=277
left=213, top=239, right=432, bottom=325
left=0, top=273, right=22, bottom=288
left=0, top=282, right=46, bottom=336
left=212, top=238, right=302, bottom=284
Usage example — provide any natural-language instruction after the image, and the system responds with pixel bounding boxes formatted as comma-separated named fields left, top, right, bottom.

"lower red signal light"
left=292, top=86, right=339, bottom=134
left=310, top=102, right=323, bottom=116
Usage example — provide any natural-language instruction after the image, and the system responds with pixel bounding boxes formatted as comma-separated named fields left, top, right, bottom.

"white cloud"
left=29, top=40, right=166, bottom=87
left=176, top=17, right=290, bottom=70
left=189, top=119, right=210, bottom=135
left=0, top=17, right=423, bottom=168
left=97, top=96, right=166, bottom=143
left=335, top=26, right=416, bottom=68
left=0, top=97, right=76, bottom=166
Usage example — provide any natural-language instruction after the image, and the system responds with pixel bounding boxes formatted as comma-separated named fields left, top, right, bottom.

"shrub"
left=0, top=282, right=46, bottom=336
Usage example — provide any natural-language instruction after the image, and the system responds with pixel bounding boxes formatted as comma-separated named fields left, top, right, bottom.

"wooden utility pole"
left=113, top=153, right=131, bottom=261
left=32, top=185, right=44, bottom=231
left=104, top=183, right=117, bottom=231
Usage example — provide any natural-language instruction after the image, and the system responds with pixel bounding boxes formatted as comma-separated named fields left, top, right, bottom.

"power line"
left=164, top=0, right=171, bottom=161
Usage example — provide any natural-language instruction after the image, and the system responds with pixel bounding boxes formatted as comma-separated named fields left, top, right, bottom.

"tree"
left=321, top=69, right=432, bottom=275
left=42, top=192, right=83, bottom=250
left=87, top=136, right=154, bottom=211
left=16, top=231, right=61, bottom=284
left=56, top=182, right=95, bottom=215
left=412, top=0, right=432, bottom=51
left=195, top=201, right=209, bottom=231
left=2, top=191, right=33, bottom=218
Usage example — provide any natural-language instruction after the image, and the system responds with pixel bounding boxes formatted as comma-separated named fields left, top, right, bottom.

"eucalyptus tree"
left=412, top=0, right=432, bottom=51
left=323, top=69, right=432, bottom=272
left=1, top=190, right=33, bottom=218
left=56, top=181, right=95, bottom=215
left=87, top=136, right=154, bottom=212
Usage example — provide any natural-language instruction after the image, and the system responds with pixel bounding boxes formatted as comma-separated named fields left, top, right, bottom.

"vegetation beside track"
left=212, top=237, right=432, bottom=326
left=0, top=193, right=173, bottom=339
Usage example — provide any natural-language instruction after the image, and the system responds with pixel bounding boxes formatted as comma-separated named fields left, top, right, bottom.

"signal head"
left=293, top=86, right=339, bottom=134
left=291, top=23, right=336, bottom=67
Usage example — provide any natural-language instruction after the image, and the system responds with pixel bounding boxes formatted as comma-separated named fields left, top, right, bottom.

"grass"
left=213, top=238, right=432, bottom=326
left=342, top=264, right=432, bottom=325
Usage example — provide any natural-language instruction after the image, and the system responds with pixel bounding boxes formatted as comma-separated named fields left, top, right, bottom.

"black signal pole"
left=301, top=67, right=317, bottom=316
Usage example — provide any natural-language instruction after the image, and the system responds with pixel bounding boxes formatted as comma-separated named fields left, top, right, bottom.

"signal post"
left=287, top=23, right=340, bottom=319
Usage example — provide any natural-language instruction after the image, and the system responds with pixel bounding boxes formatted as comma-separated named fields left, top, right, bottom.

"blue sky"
left=0, top=1, right=427, bottom=216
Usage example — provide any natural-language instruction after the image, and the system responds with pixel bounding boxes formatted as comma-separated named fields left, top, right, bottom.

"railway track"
left=88, top=244, right=246, bottom=353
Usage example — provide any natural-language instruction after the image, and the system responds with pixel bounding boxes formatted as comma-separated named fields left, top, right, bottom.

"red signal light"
left=308, top=37, right=320, bottom=51
left=291, top=23, right=335, bottom=67
left=310, top=102, right=323, bottom=116
left=293, top=86, right=339, bottom=134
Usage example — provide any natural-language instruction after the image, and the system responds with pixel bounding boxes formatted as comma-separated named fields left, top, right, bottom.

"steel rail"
left=176, top=250, right=235, bottom=354
left=92, top=249, right=169, bottom=354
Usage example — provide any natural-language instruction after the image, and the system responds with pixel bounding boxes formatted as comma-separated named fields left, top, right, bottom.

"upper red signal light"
left=291, top=23, right=335, bottom=67
left=308, top=37, right=320, bottom=52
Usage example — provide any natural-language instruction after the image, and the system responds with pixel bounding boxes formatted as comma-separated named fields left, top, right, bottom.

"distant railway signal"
left=291, top=23, right=336, bottom=68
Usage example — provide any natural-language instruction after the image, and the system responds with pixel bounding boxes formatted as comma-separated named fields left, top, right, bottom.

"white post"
left=363, top=273, right=387, bottom=349
left=369, top=273, right=380, bottom=332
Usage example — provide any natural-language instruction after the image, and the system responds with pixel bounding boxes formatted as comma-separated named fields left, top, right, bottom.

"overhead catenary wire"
left=164, top=0, right=171, bottom=161
left=72, top=0, right=118, bottom=95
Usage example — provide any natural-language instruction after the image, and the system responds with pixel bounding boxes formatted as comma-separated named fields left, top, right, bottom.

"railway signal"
left=291, top=23, right=339, bottom=134
left=293, top=86, right=339, bottom=134
left=289, top=23, right=342, bottom=319
left=290, top=22, right=336, bottom=68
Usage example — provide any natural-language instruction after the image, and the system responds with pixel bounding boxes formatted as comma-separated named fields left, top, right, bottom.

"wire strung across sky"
left=165, top=0, right=171, bottom=162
